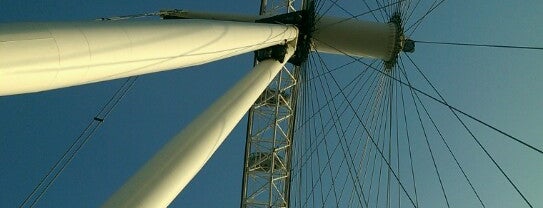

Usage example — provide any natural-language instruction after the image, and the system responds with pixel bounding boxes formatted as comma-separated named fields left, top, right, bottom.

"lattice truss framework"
left=240, top=1, right=305, bottom=207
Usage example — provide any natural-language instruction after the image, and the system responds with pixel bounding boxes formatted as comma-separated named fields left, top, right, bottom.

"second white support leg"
left=102, top=42, right=296, bottom=208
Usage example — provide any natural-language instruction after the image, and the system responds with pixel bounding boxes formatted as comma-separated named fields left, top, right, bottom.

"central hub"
left=385, top=12, right=415, bottom=70
left=252, top=7, right=415, bottom=69
left=311, top=14, right=414, bottom=69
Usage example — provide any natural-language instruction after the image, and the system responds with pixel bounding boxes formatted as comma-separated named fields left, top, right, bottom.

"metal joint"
left=256, top=3, right=315, bottom=66
left=385, top=12, right=415, bottom=69
left=256, top=45, right=289, bottom=63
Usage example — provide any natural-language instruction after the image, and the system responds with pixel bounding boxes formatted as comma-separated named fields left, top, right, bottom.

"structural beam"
left=102, top=41, right=297, bottom=208
left=240, top=1, right=302, bottom=207
left=0, top=19, right=297, bottom=96
left=311, top=16, right=398, bottom=61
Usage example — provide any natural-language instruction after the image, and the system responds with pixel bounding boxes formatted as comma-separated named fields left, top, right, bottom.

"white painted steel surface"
left=0, top=19, right=297, bottom=96
left=102, top=43, right=296, bottom=208
left=0, top=14, right=398, bottom=207
left=312, top=16, right=397, bottom=61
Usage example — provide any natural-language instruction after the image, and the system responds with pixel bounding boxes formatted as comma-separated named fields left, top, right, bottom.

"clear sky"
left=1, top=0, right=542, bottom=207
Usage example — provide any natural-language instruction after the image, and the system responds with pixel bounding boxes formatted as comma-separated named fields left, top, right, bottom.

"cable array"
left=18, top=77, right=138, bottom=208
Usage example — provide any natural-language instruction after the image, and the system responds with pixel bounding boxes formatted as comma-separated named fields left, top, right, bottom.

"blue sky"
left=1, top=0, right=542, bottom=207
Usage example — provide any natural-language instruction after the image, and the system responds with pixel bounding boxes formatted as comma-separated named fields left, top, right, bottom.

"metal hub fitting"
left=385, top=12, right=415, bottom=69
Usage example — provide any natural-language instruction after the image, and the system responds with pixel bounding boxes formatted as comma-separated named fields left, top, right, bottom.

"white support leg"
left=102, top=42, right=296, bottom=208
left=0, top=19, right=297, bottom=96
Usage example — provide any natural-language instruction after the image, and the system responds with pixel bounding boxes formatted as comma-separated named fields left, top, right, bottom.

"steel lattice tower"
left=241, top=1, right=307, bottom=207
